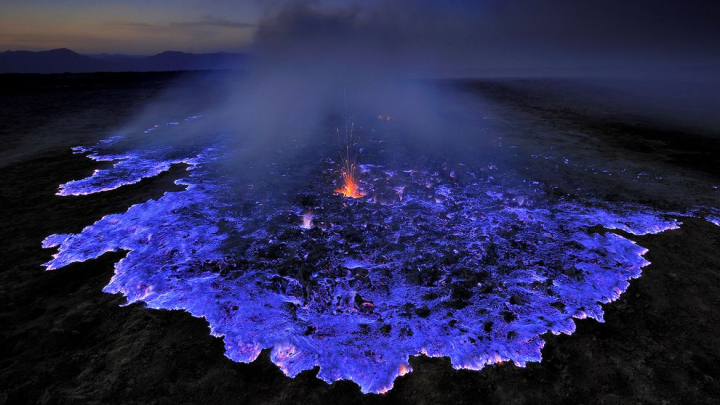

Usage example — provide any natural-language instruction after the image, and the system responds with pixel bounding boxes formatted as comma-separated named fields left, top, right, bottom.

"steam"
left=105, top=1, right=506, bottom=197
left=97, top=0, right=720, bottom=181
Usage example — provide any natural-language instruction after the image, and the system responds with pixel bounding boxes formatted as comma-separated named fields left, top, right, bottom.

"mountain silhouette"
left=0, top=48, right=246, bottom=74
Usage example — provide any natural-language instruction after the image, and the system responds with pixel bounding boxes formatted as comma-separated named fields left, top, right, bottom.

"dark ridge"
left=0, top=48, right=248, bottom=74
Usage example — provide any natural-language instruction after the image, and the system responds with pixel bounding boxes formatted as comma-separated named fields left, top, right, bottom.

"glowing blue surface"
left=42, top=132, right=717, bottom=393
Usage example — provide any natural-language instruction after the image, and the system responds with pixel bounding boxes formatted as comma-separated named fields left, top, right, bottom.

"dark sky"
left=1, top=0, right=718, bottom=75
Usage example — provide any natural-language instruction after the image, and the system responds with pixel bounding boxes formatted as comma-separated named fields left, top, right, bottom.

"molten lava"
left=336, top=164, right=364, bottom=198
left=334, top=121, right=364, bottom=198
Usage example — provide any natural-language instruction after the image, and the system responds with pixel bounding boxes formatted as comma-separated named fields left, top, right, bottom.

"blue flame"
left=42, top=124, right=718, bottom=393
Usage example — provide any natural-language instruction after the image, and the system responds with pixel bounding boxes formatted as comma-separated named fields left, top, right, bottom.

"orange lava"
left=334, top=120, right=364, bottom=198
left=335, top=165, right=364, bottom=198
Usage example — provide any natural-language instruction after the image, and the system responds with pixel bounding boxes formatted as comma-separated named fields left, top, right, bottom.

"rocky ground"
left=1, top=73, right=719, bottom=404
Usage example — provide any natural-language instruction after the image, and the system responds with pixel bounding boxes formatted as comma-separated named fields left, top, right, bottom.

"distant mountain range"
left=0, top=48, right=247, bottom=74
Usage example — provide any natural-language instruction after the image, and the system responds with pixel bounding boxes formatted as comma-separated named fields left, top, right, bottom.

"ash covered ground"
left=2, top=72, right=720, bottom=404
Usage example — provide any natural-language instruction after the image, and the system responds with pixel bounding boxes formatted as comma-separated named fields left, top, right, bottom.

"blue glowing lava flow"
left=42, top=128, right=717, bottom=394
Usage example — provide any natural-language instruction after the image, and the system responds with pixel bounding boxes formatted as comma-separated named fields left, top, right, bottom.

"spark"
left=335, top=122, right=365, bottom=199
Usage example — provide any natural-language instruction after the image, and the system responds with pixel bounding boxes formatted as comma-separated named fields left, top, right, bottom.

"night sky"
left=1, top=0, right=719, bottom=75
